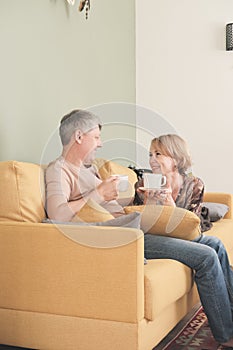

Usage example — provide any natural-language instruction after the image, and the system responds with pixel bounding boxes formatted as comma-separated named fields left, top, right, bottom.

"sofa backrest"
left=0, top=161, right=45, bottom=222
left=0, top=159, right=138, bottom=223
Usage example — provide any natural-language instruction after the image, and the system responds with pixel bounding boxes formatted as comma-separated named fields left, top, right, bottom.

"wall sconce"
left=226, top=23, right=233, bottom=51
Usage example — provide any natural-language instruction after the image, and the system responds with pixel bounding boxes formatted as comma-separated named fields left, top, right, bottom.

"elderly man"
left=45, top=109, right=124, bottom=222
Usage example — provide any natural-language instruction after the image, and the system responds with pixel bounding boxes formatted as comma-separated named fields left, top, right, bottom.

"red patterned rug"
left=158, top=306, right=229, bottom=350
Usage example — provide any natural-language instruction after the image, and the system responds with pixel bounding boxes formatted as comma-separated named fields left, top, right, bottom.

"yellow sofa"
left=0, top=160, right=233, bottom=350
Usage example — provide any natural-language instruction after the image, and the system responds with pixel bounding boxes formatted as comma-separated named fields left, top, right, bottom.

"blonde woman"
left=145, top=134, right=210, bottom=231
left=136, top=134, right=233, bottom=348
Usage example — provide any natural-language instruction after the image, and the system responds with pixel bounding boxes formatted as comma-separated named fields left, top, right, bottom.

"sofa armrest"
left=203, top=192, right=233, bottom=219
left=0, top=222, right=144, bottom=323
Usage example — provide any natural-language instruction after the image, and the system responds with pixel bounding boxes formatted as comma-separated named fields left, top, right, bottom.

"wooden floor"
left=0, top=303, right=201, bottom=350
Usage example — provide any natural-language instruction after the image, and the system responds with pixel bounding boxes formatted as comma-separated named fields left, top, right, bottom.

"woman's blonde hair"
left=150, top=134, right=192, bottom=174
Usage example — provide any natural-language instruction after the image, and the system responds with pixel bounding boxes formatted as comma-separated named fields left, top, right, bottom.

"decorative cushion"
left=93, top=158, right=137, bottom=205
left=203, top=202, right=229, bottom=222
left=71, top=199, right=114, bottom=223
left=124, top=205, right=201, bottom=240
left=43, top=211, right=141, bottom=229
left=0, top=161, right=45, bottom=222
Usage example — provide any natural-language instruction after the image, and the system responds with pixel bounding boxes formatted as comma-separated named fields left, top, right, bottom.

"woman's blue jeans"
left=144, top=233, right=233, bottom=343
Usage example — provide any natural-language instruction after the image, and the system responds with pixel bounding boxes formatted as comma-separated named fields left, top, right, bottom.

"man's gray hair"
left=59, top=109, right=102, bottom=146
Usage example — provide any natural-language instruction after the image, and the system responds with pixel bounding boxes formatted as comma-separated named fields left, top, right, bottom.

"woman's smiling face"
left=149, top=145, right=175, bottom=175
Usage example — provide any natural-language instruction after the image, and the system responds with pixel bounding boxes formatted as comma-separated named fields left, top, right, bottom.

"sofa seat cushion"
left=144, top=259, right=193, bottom=321
left=205, top=219, right=233, bottom=264
left=0, top=161, right=45, bottom=222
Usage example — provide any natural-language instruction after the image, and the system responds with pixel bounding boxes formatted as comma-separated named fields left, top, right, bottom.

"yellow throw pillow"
left=71, top=199, right=114, bottom=223
left=124, top=205, right=201, bottom=240
left=0, top=161, right=45, bottom=222
left=93, top=158, right=137, bottom=205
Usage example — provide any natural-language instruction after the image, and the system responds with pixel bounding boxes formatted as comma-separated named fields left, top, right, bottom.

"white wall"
left=0, top=0, right=135, bottom=163
left=136, top=0, right=233, bottom=193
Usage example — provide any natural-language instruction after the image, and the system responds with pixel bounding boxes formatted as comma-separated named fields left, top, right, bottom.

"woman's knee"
left=198, top=235, right=224, bottom=250
left=194, top=243, right=219, bottom=269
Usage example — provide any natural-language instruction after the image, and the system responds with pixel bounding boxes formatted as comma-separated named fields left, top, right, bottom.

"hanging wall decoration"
left=66, top=0, right=91, bottom=19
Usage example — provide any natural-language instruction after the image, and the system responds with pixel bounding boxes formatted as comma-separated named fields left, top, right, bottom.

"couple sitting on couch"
left=45, top=109, right=233, bottom=348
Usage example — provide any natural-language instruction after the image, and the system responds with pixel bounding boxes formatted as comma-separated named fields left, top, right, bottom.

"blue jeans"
left=144, top=233, right=233, bottom=343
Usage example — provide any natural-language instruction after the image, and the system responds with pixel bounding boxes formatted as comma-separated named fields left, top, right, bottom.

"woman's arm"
left=186, top=177, right=205, bottom=215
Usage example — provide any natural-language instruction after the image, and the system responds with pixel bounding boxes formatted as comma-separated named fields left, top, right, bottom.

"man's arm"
left=45, top=165, right=122, bottom=222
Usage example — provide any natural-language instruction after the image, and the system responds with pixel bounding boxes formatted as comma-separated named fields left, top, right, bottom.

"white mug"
left=111, top=174, right=129, bottom=192
left=143, top=173, right=166, bottom=189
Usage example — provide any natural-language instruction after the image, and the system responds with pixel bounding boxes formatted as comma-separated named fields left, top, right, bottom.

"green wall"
left=0, top=0, right=135, bottom=163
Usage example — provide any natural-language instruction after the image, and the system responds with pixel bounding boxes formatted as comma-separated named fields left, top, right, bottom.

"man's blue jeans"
left=144, top=234, right=233, bottom=343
